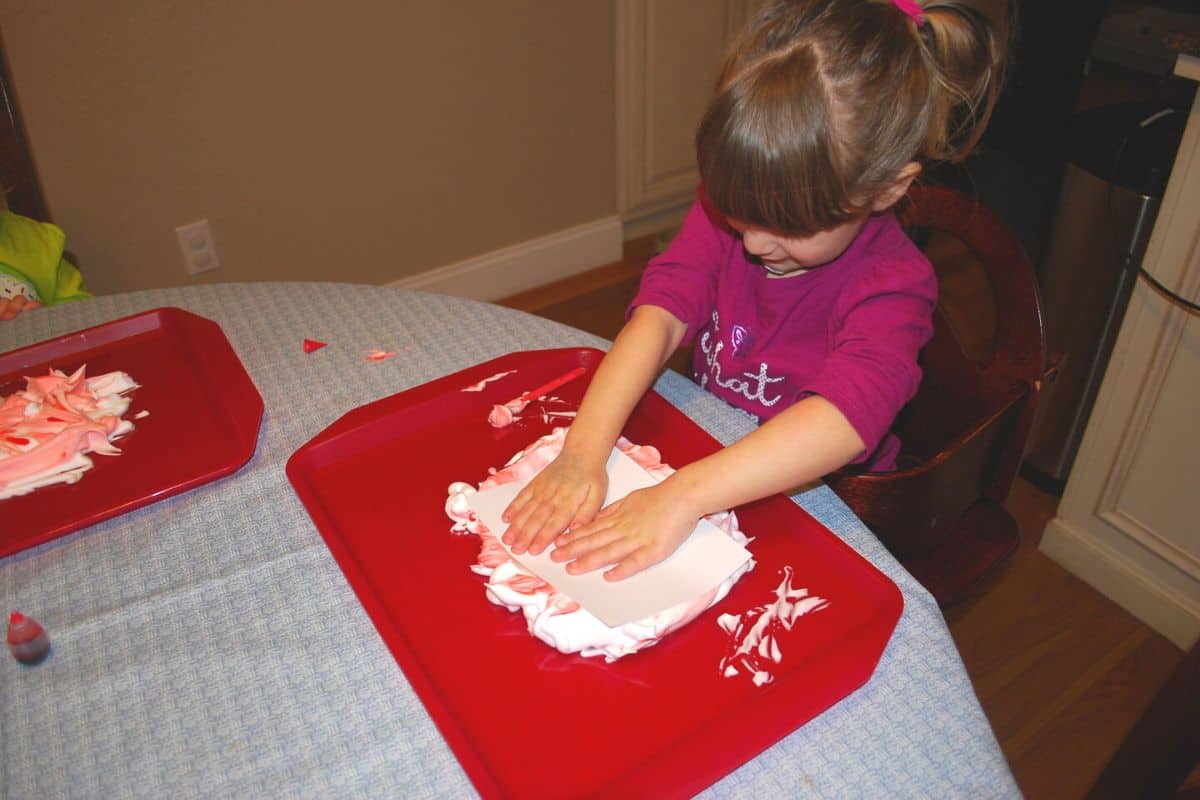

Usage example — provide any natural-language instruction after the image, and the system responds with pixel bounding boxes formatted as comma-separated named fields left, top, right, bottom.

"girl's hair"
left=697, top=0, right=1008, bottom=237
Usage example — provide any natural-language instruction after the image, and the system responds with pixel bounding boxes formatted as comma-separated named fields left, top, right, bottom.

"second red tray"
left=287, top=347, right=901, bottom=799
left=0, top=308, right=264, bottom=557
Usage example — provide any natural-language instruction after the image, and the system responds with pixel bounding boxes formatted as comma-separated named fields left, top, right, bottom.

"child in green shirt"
left=0, top=209, right=91, bottom=321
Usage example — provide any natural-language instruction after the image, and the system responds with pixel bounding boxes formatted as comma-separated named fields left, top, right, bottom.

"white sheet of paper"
left=466, top=447, right=752, bottom=627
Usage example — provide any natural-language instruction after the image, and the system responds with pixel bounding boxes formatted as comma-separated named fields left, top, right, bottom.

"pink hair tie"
left=892, top=0, right=927, bottom=26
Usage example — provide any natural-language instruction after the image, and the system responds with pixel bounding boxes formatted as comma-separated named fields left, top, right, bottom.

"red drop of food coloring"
left=7, top=611, right=51, bottom=664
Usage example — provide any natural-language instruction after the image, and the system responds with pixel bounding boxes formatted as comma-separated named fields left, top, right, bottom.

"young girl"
left=502, top=0, right=1006, bottom=581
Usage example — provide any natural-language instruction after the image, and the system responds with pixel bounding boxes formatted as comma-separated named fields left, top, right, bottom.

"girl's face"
left=726, top=216, right=868, bottom=277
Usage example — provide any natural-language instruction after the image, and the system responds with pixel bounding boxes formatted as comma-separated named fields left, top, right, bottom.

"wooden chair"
left=825, top=184, right=1046, bottom=606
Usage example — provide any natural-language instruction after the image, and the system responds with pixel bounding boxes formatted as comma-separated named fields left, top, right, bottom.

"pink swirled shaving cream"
left=0, top=366, right=141, bottom=499
left=717, top=565, right=829, bottom=686
left=445, top=427, right=755, bottom=661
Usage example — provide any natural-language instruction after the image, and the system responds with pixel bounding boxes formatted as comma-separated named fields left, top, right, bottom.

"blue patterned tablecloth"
left=0, top=284, right=1020, bottom=799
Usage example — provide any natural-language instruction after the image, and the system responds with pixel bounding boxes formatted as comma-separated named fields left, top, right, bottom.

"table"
left=1, top=283, right=1019, bottom=798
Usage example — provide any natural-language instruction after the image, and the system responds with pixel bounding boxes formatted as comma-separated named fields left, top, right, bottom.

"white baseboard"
left=1040, top=518, right=1200, bottom=650
left=621, top=197, right=692, bottom=242
left=389, top=216, right=624, bottom=302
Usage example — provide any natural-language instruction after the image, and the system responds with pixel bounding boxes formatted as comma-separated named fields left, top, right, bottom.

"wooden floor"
left=499, top=237, right=1185, bottom=800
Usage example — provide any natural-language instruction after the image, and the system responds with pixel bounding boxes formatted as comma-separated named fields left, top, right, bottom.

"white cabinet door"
left=616, top=0, right=763, bottom=237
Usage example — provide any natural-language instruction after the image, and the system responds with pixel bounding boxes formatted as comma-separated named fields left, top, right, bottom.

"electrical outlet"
left=175, top=219, right=221, bottom=275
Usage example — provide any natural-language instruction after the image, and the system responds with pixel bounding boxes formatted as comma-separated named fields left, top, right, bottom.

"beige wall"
left=1, top=2, right=617, bottom=294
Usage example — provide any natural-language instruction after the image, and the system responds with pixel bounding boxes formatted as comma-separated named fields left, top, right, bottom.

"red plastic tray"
left=287, top=348, right=902, bottom=799
left=0, top=307, right=264, bottom=557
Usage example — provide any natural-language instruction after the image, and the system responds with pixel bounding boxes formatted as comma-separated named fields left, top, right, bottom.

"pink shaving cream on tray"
left=0, top=366, right=142, bottom=499
left=481, top=367, right=585, bottom=428
left=461, top=370, right=517, bottom=392
left=717, top=566, right=829, bottom=686
left=445, top=427, right=755, bottom=662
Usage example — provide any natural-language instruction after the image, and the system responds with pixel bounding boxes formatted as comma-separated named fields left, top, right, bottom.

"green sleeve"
left=0, top=210, right=92, bottom=304
left=52, top=255, right=92, bottom=302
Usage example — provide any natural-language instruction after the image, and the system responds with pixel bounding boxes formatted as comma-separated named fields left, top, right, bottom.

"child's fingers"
left=503, top=480, right=558, bottom=544
left=503, top=498, right=550, bottom=548
left=525, top=504, right=576, bottom=555
left=556, top=501, right=618, bottom=546
left=501, top=484, right=532, bottom=523
left=565, top=489, right=604, bottom=532
left=506, top=495, right=575, bottom=555
left=551, top=518, right=615, bottom=559
left=561, top=529, right=634, bottom=575
left=0, top=296, right=40, bottom=320
left=603, top=546, right=661, bottom=581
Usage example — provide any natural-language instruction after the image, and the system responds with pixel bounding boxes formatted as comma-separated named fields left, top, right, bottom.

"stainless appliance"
left=1024, top=102, right=1187, bottom=489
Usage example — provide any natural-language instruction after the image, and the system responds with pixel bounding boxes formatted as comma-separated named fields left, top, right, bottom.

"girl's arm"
left=551, top=394, right=864, bottom=580
left=502, top=304, right=688, bottom=555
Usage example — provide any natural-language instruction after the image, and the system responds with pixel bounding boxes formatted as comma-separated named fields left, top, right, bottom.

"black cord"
left=1109, top=108, right=1200, bottom=314
left=1139, top=259, right=1200, bottom=312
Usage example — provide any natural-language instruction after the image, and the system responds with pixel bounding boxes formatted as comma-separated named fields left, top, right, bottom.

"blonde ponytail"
left=917, top=2, right=1009, bottom=162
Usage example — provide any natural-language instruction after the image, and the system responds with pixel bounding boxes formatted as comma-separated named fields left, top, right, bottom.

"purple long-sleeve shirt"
left=630, top=197, right=936, bottom=471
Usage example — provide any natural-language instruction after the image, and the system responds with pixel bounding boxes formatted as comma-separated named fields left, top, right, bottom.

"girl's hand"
left=0, top=296, right=42, bottom=321
left=501, top=450, right=608, bottom=556
left=550, top=482, right=699, bottom=581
